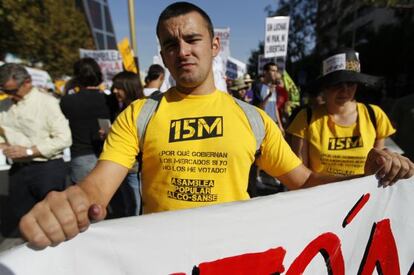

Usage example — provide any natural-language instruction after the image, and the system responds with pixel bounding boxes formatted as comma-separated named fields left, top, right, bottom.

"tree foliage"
left=246, top=41, right=264, bottom=78
left=356, top=11, right=414, bottom=98
left=363, top=0, right=414, bottom=8
left=0, top=0, right=94, bottom=78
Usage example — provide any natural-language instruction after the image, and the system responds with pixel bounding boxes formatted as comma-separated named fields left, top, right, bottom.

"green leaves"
left=0, top=0, right=95, bottom=78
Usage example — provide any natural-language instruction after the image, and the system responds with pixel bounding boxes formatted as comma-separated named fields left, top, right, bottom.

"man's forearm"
left=77, top=160, right=129, bottom=208
left=302, top=172, right=361, bottom=189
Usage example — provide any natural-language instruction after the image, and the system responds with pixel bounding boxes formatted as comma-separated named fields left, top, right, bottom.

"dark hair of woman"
left=111, top=71, right=143, bottom=103
left=107, top=71, right=144, bottom=121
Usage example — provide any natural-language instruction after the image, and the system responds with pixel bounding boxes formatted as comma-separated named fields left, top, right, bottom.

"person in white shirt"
left=143, top=64, right=165, bottom=97
left=0, top=63, right=72, bottom=236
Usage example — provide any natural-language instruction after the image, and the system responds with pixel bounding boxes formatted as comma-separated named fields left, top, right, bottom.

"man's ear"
left=211, top=36, right=220, bottom=57
left=160, top=50, right=166, bottom=65
left=23, top=78, right=32, bottom=89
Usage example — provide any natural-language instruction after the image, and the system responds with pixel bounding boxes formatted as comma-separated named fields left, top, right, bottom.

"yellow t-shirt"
left=287, top=103, right=396, bottom=176
left=100, top=88, right=301, bottom=213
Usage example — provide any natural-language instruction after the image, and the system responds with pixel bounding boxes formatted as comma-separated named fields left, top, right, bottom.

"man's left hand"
left=3, top=145, right=32, bottom=160
left=365, top=148, right=414, bottom=186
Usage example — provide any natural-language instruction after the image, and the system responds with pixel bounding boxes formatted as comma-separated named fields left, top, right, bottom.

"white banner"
left=79, top=49, right=123, bottom=84
left=226, top=56, right=246, bottom=80
left=214, top=27, right=231, bottom=62
left=25, top=67, right=54, bottom=91
left=1, top=176, right=413, bottom=275
left=264, top=16, right=290, bottom=58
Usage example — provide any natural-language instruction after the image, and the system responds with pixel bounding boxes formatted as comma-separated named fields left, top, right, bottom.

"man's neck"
left=175, top=76, right=216, bottom=95
left=12, top=85, right=33, bottom=103
left=145, top=81, right=161, bottom=89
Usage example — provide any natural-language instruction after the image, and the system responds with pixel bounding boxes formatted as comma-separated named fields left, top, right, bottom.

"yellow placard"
left=117, top=38, right=138, bottom=74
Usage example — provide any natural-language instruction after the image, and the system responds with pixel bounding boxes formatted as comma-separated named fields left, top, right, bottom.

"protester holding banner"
left=19, top=2, right=414, bottom=249
left=287, top=49, right=397, bottom=177
left=60, top=58, right=111, bottom=184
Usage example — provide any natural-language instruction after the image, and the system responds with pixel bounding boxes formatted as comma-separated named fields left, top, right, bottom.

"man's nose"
left=178, top=41, right=191, bottom=57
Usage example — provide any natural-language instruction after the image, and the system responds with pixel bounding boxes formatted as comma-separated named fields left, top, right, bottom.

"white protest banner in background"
left=25, top=67, right=54, bottom=90
left=264, top=16, right=290, bottom=58
left=226, top=56, right=247, bottom=80
left=1, top=176, right=413, bottom=275
left=214, top=27, right=231, bottom=62
left=213, top=28, right=231, bottom=91
left=79, top=49, right=123, bottom=84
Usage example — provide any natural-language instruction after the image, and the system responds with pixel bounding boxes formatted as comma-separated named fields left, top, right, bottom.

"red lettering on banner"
left=286, top=232, right=345, bottom=275
left=195, top=247, right=286, bottom=275
left=172, top=247, right=286, bottom=275
left=357, top=219, right=400, bottom=275
left=171, top=199, right=405, bottom=274
left=342, top=193, right=370, bottom=228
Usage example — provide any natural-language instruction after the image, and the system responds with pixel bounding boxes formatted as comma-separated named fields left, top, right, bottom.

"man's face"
left=0, top=78, right=30, bottom=102
left=158, top=11, right=220, bottom=90
left=264, top=65, right=278, bottom=83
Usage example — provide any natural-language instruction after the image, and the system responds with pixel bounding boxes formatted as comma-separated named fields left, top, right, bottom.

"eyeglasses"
left=0, top=87, right=19, bottom=94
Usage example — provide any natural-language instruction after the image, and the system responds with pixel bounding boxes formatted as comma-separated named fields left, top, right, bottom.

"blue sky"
left=107, top=0, right=278, bottom=72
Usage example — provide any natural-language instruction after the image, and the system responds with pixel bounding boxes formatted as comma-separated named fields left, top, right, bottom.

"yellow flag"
left=117, top=38, right=138, bottom=74
left=282, top=71, right=300, bottom=115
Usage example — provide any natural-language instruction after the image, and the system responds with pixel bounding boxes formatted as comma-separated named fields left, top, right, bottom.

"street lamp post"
left=128, top=0, right=140, bottom=74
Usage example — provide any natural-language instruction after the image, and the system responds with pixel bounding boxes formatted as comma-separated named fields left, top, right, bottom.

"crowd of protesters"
left=0, top=1, right=413, bottom=250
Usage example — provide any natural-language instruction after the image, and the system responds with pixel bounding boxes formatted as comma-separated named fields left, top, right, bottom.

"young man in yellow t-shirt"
left=19, top=2, right=414, bottom=249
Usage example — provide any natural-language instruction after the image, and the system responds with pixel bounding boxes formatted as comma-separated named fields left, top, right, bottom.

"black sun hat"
left=315, top=48, right=383, bottom=89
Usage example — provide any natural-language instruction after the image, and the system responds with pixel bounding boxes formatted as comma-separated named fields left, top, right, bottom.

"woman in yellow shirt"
left=287, top=49, right=395, bottom=176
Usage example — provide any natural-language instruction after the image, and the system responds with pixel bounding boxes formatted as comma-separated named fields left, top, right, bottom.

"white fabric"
left=143, top=87, right=159, bottom=97
left=260, top=84, right=278, bottom=122
left=264, top=16, right=290, bottom=58
left=1, top=176, right=412, bottom=274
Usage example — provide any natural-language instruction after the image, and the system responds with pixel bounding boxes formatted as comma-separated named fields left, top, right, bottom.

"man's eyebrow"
left=183, top=33, right=203, bottom=39
left=161, top=32, right=204, bottom=46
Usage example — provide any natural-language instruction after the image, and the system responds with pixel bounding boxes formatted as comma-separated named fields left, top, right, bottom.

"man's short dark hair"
left=156, top=2, right=214, bottom=39
left=263, top=62, right=278, bottom=72
left=74, top=57, right=102, bottom=87
left=145, top=64, right=165, bottom=83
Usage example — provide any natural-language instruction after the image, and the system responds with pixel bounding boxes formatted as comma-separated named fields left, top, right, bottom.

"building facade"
left=76, top=0, right=117, bottom=50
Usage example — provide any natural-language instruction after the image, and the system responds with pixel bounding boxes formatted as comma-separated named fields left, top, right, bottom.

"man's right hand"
left=19, top=185, right=106, bottom=249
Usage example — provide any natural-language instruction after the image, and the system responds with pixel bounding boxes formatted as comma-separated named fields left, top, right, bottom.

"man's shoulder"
left=31, top=88, right=59, bottom=104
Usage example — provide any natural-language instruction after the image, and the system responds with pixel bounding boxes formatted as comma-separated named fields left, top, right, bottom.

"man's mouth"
left=178, top=62, right=195, bottom=69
